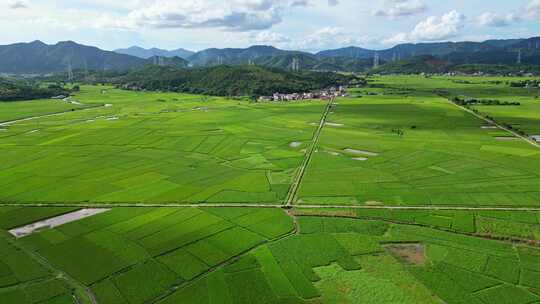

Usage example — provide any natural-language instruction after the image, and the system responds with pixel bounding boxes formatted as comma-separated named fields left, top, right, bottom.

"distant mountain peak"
left=114, top=46, right=195, bottom=59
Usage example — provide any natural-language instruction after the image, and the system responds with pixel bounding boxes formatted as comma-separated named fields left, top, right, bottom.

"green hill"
left=117, top=65, right=359, bottom=96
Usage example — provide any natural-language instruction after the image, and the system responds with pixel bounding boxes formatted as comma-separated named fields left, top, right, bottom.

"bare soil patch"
left=385, top=243, right=426, bottom=266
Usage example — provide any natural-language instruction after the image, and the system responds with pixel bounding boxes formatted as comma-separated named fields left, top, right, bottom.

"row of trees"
left=452, top=96, right=520, bottom=106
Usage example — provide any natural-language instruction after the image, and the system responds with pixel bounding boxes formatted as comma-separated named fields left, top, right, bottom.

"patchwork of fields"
left=2, top=207, right=540, bottom=304
left=0, top=86, right=324, bottom=204
left=297, top=93, right=540, bottom=206
left=1, top=78, right=539, bottom=207
left=1, top=76, right=540, bottom=303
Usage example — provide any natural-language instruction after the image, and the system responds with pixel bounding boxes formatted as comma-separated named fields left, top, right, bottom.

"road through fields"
left=447, top=98, right=540, bottom=149
left=2, top=202, right=540, bottom=211
left=0, top=103, right=106, bottom=126
left=284, top=97, right=335, bottom=207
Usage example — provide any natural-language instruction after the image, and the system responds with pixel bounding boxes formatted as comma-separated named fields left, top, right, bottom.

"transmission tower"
left=291, top=58, right=300, bottom=72
left=216, top=56, right=224, bottom=65
left=83, top=59, right=89, bottom=79
left=67, top=61, right=74, bottom=82
left=373, top=53, right=380, bottom=69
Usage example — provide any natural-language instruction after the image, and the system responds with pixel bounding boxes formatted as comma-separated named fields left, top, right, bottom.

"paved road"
left=447, top=99, right=540, bottom=149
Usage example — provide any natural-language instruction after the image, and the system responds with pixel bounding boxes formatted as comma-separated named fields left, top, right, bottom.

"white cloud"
left=385, top=10, right=466, bottom=44
left=475, top=0, right=540, bottom=28
left=525, top=0, right=540, bottom=18
left=97, top=0, right=318, bottom=32
left=476, top=12, right=520, bottom=27
left=328, top=0, right=339, bottom=7
left=252, top=27, right=376, bottom=51
left=373, top=0, right=427, bottom=19
left=9, top=0, right=27, bottom=9
left=251, top=31, right=291, bottom=44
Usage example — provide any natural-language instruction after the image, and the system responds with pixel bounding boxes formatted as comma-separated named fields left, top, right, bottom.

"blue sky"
left=1, top=0, right=539, bottom=52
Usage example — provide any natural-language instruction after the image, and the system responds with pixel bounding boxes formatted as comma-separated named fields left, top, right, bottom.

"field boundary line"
left=285, top=97, right=334, bottom=206
left=0, top=103, right=106, bottom=127
left=2, top=202, right=540, bottom=211
left=446, top=98, right=540, bottom=149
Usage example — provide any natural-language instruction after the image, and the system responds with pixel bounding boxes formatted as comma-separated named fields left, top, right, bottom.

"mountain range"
left=114, top=46, right=194, bottom=60
left=0, top=37, right=539, bottom=75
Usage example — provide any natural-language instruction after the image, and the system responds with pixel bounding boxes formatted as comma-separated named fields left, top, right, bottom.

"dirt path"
left=447, top=99, right=540, bottom=149
left=5, top=236, right=98, bottom=304
left=285, top=98, right=335, bottom=206
left=0, top=103, right=106, bottom=127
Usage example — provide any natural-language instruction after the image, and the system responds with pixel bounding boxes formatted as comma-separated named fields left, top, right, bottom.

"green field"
left=1, top=76, right=540, bottom=303
left=0, top=99, right=91, bottom=123
left=1, top=78, right=540, bottom=206
left=297, top=77, right=540, bottom=206
left=0, top=86, right=324, bottom=204
left=2, top=207, right=540, bottom=304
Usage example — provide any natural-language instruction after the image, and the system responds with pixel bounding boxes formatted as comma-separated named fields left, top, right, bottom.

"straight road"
left=0, top=103, right=106, bottom=127
left=284, top=97, right=335, bottom=206
left=2, top=202, right=540, bottom=211
left=447, top=99, right=540, bottom=149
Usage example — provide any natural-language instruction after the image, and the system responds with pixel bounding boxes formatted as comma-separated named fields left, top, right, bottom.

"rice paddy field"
left=1, top=76, right=540, bottom=303
left=0, top=86, right=324, bottom=204
left=297, top=77, right=540, bottom=206
left=2, top=206, right=540, bottom=304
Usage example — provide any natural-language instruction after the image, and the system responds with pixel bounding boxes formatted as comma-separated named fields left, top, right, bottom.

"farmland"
left=1, top=79, right=540, bottom=206
left=297, top=77, right=540, bottom=207
left=2, top=207, right=540, bottom=304
left=1, top=76, right=540, bottom=303
left=0, top=86, right=325, bottom=204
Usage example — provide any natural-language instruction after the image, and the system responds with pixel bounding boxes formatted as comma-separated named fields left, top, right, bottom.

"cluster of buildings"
left=260, top=86, right=347, bottom=102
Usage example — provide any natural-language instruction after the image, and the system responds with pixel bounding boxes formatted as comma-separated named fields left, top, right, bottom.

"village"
left=258, top=86, right=348, bottom=102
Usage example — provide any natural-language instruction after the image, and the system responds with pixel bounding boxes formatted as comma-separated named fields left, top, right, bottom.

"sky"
left=1, top=0, right=539, bottom=52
